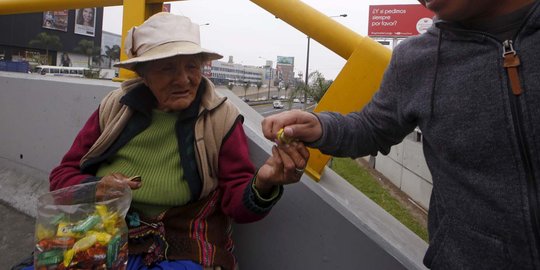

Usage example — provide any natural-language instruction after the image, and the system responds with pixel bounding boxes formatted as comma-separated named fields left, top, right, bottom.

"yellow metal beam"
left=250, top=0, right=362, bottom=60
left=114, top=1, right=163, bottom=81
left=251, top=0, right=392, bottom=181
left=115, top=0, right=147, bottom=81
left=307, top=40, right=391, bottom=180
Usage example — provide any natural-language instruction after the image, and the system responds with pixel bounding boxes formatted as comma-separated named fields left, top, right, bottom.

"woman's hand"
left=96, top=173, right=142, bottom=200
left=255, top=141, right=310, bottom=196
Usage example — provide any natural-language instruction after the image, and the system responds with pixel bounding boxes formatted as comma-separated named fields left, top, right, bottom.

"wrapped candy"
left=34, top=181, right=131, bottom=269
left=277, top=128, right=297, bottom=144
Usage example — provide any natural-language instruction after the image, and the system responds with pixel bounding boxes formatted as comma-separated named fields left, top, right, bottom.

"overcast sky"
left=103, top=0, right=419, bottom=80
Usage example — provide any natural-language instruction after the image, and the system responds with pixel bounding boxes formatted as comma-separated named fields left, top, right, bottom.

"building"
left=100, top=31, right=121, bottom=69
left=275, top=56, right=295, bottom=88
left=208, top=56, right=271, bottom=87
left=0, top=8, right=104, bottom=70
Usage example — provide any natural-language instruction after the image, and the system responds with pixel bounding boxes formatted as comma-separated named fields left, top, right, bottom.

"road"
left=252, top=100, right=312, bottom=117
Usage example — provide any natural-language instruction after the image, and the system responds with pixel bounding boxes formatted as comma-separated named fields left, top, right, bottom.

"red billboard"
left=368, top=4, right=434, bottom=37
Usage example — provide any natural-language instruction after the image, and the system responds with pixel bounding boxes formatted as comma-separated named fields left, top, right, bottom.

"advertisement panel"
left=42, top=10, right=68, bottom=32
left=74, top=8, right=96, bottom=37
left=368, top=5, right=434, bottom=37
left=277, top=56, right=294, bottom=65
left=163, top=3, right=171, bottom=12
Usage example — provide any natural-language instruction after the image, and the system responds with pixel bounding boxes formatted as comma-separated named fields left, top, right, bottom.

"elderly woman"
left=47, top=13, right=309, bottom=270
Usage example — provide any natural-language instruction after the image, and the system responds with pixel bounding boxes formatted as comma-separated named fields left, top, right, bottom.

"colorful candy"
left=71, top=215, right=100, bottom=233
left=106, top=234, right=121, bottom=268
left=34, top=204, right=127, bottom=269
left=277, top=128, right=296, bottom=144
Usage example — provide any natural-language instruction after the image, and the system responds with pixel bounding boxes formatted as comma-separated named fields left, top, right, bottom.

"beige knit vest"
left=80, top=77, right=240, bottom=199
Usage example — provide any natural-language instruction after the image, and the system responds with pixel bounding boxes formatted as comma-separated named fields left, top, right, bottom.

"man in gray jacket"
left=262, top=0, right=539, bottom=268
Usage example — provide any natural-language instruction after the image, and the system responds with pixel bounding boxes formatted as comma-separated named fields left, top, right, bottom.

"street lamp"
left=259, top=56, right=273, bottom=100
left=304, top=14, right=347, bottom=106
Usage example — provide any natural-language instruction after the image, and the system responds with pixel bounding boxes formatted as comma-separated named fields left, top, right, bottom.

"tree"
left=28, top=32, right=62, bottom=65
left=284, top=82, right=291, bottom=98
left=242, top=81, right=250, bottom=100
left=75, top=39, right=101, bottom=68
left=104, top=45, right=121, bottom=68
left=287, top=83, right=306, bottom=110
left=256, top=82, right=262, bottom=99
left=306, top=71, right=332, bottom=103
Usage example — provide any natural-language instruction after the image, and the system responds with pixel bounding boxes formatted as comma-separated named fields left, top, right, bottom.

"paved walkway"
left=0, top=202, right=34, bottom=267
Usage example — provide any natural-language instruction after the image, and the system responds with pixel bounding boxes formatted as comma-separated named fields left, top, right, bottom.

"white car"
left=273, top=100, right=284, bottom=109
left=293, top=98, right=301, bottom=103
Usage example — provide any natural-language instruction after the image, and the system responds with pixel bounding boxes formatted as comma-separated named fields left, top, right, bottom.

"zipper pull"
left=503, top=40, right=523, bottom=96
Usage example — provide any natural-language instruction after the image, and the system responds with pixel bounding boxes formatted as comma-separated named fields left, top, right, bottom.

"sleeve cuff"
left=243, top=175, right=283, bottom=214
left=252, top=178, right=281, bottom=203
left=305, top=112, right=325, bottom=148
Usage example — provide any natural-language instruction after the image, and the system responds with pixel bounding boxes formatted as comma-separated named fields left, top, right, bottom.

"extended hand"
left=261, top=109, right=322, bottom=143
left=255, top=141, right=310, bottom=195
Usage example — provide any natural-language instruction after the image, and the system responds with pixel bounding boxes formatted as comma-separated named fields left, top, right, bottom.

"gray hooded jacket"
left=312, top=2, right=540, bottom=269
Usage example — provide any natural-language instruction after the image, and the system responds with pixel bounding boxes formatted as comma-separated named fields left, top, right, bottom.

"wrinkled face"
left=141, top=55, right=203, bottom=112
left=419, top=0, right=508, bottom=22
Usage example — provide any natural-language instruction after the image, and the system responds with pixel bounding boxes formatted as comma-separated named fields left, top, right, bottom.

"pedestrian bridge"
left=0, top=0, right=428, bottom=268
left=0, top=71, right=427, bottom=269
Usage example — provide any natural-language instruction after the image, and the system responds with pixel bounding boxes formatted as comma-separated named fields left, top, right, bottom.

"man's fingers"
left=262, top=110, right=308, bottom=141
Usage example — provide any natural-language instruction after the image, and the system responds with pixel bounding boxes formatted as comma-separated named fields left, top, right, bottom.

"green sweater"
left=96, top=109, right=190, bottom=217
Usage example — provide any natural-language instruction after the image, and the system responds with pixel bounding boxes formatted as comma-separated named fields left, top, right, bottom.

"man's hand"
left=261, top=110, right=323, bottom=143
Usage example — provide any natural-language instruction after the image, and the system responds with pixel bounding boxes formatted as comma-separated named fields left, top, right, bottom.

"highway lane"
left=215, top=85, right=315, bottom=117
left=251, top=101, right=313, bottom=117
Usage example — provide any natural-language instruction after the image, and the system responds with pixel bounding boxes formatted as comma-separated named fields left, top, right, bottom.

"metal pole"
left=267, top=67, right=272, bottom=100
left=304, top=36, right=310, bottom=108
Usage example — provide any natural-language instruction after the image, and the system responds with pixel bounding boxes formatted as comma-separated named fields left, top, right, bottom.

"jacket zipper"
left=503, top=39, right=540, bottom=260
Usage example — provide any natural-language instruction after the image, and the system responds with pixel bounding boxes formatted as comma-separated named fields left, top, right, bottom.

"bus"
left=35, top=65, right=89, bottom=78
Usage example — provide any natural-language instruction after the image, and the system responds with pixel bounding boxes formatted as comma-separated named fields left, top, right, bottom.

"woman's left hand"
left=255, top=141, right=310, bottom=195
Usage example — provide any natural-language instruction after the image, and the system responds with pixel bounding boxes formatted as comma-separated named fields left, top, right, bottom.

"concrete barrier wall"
left=0, top=71, right=428, bottom=269
left=0, top=72, right=116, bottom=217
left=367, top=133, right=433, bottom=210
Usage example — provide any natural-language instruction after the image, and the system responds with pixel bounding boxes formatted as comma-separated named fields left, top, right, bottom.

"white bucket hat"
left=114, top=12, right=223, bottom=71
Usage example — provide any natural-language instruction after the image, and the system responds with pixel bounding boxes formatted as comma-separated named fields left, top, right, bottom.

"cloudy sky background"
left=103, top=0, right=419, bottom=80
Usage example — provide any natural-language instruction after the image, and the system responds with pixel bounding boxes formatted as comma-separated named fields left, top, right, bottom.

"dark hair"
left=76, top=8, right=95, bottom=26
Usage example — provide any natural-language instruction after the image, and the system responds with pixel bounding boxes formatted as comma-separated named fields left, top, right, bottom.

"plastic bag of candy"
left=34, top=181, right=132, bottom=269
